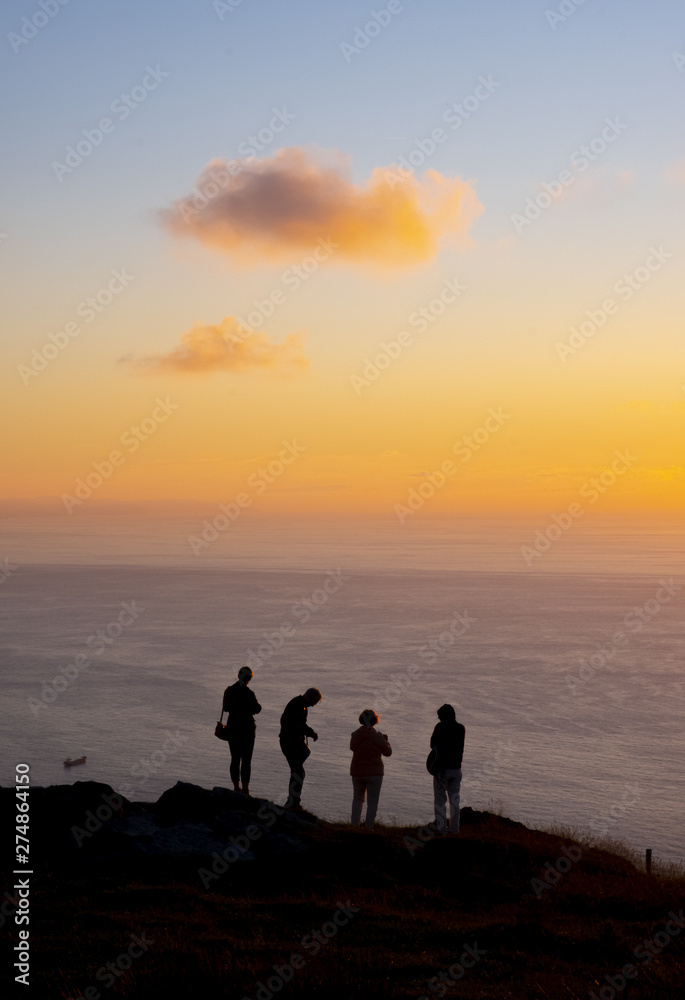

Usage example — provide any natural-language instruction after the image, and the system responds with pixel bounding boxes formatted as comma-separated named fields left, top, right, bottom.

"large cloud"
left=130, top=317, right=308, bottom=375
left=160, top=147, right=482, bottom=267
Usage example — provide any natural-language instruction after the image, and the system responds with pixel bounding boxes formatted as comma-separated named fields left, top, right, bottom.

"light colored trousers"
left=351, top=775, right=383, bottom=828
left=433, top=768, right=462, bottom=833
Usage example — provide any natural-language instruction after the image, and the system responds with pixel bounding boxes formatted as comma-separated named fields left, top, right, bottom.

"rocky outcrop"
left=0, top=780, right=317, bottom=865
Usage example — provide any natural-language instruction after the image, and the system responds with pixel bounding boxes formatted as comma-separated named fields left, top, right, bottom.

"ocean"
left=1, top=515, right=683, bottom=863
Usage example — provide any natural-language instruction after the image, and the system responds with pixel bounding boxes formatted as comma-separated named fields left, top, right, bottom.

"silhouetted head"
left=437, top=703, right=456, bottom=723
left=238, top=666, right=253, bottom=685
left=303, top=687, right=322, bottom=707
left=359, top=709, right=378, bottom=727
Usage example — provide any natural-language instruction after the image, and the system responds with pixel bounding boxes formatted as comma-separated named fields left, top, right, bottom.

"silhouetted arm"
left=222, top=686, right=232, bottom=714
left=456, top=723, right=465, bottom=762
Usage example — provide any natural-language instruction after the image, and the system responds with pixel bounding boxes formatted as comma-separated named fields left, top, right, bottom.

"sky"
left=2, top=0, right=684, bottom=519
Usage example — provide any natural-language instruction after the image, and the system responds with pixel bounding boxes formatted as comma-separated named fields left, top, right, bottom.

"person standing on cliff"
left=279, top=687, right=321, bottom=810
left=350, top=709, right=392, bottom=828
left=223, top=666, right=261, bottom=795
left=430, top=703, right=465, bottom=834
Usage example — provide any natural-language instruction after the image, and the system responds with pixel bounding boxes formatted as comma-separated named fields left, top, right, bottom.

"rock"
left=1, top=781, right=311, bottom=866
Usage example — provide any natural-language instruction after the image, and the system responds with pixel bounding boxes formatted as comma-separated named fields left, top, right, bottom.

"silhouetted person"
left=279, top=687, right=321, bottom=810
left=431, top=703, right=465, bottom=834
left=223, top=666, right=261, bottom=795
left=350, top=709, right=391, bottom=829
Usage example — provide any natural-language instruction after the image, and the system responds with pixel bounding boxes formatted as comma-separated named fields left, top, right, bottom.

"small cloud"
left=160, top=146, right=483, bottom=269
left=277, top=484, right=350, bottom=492
left=525, top=466, right=583, bottom=480
left=616, top=400, right=654, bottom=412
left=495, top=235, right=516, bottom=251
left=614, top=400, right=685, bottom=414
left=665, top=160, right=685, bottom=186
left=561, top=166, right=635, bottom=206
left=643, top=466, right=685, bottom=482
left=127, top=316, right=309, bottom=376
left=615, top=168, right=635, bottom=192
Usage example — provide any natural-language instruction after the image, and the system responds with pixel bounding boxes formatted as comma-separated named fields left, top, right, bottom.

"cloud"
left=616, top=400, right=654, bottom=412
left=160, top=146, right=482, bottom=268
left=129, top=316, right=308, bottom=375
left=665, top=160, right=685, bottom=186
left=558, top=166, right=635, bottom=207
left=642, top=466, right=685, bottom=482
left=614, top=400, right=685, bottom=414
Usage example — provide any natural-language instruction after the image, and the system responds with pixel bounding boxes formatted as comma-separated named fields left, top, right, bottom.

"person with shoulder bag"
left=430, top=703, right=465, bottom=834
left=220, top=666, right=262, bottom=795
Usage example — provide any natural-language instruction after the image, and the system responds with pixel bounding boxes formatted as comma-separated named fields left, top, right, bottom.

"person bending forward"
left=279, top=687, right=321, bottom=809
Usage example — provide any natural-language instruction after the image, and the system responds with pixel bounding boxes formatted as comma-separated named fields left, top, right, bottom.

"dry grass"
left=9, top=807, right=684, bottom=1000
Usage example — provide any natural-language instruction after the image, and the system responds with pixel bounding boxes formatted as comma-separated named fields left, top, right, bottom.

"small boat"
left=63, top=756, right=87, bottom=767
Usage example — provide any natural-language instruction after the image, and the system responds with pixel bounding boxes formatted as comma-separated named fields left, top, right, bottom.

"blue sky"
left=2, top=0, right=684, bottom=513
left=2, top=0, right=682, bottom=266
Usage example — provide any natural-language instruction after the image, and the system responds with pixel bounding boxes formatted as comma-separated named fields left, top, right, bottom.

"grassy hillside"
left=2, top=785, right=683, bottom=999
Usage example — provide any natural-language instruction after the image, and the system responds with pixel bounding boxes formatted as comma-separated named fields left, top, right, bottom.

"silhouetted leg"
left=364, top=776, right=383, bottom=828
left=280, top=739, right=307, bottom=807
left=351, top=777, right=366, bottom=824
left=241, top=730, right=256, bottom=788
left=227, top=732, right=241, bottom=789
left=433, top=772, right=448, bottom=832
left=445, top=768, right=462, bottom=833
left=287, top=759, right=305, bottom=807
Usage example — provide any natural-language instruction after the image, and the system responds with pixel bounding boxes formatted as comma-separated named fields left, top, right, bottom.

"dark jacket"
left=223, top=682, right=261, bottom=729
left=350, top=726, right=392, bottom=777
left=430, top=720, right=465, bottom=770
left=280, top=695, right=316, bottom=744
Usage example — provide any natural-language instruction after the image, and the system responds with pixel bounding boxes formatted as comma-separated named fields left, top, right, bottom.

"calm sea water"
left=1, top=516, right=683, bottom=863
